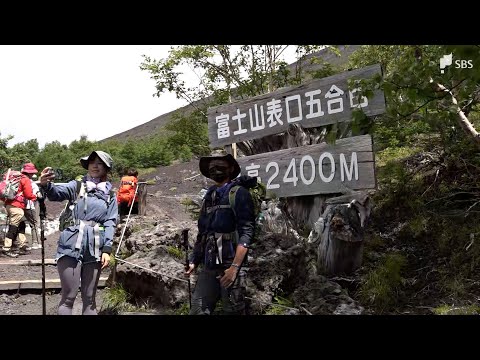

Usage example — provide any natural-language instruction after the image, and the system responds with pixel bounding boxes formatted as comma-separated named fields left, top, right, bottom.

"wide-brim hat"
left=21, top=162, right=38, bottom=174
left=80, top=150, right=113, bottom=170
left=199, top=150, right=241, bottom=180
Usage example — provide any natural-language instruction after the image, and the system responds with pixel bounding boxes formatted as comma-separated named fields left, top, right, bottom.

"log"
left=0, top=259, right=56, bottom=266
left=0, top=276, right=109, bottom=291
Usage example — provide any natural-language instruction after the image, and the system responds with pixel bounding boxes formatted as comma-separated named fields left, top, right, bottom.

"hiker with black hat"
left=185, top=149, right=255, bottom=315
left=39, top=150, right=118, bottom=315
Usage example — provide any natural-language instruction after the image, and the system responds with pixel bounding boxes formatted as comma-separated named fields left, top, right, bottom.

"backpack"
left=227, top=175, right=267, bottom=234
left=117, top=176, right=138, bottom=205
left=59, top=180, right=115, bottom=231
left=0, top=169, right=23, bottom=201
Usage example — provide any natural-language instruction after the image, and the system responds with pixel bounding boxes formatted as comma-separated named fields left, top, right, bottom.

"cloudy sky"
left=0, top=45, right=189, bottom=148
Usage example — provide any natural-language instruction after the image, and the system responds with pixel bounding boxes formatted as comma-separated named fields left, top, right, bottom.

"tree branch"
left=395, top=79, right=467, bottom=120
left=432, top=80, right=480, bottom=146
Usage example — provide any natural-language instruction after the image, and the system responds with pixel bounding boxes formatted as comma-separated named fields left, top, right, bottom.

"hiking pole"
left=182, top=228, right=192, bottom=308
left=115, top=181, right=147, bottom=258
left=37, top=188, right=47, bottom=315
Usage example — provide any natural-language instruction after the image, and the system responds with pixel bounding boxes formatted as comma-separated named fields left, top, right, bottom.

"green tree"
left=68, top=135, right=96, bottom=160
left=10, top=139, right=40, bottom=168
left=140, top=45, right=329, bottom=156
left=165, top=108, right=210, bottom=157
left=0, top=132, right=14, bottom=172
left=348, top=45, right=480, bottom=150
left=141, top=45, right=327, bottom=106
left=35, top=141, right=73, bottom=179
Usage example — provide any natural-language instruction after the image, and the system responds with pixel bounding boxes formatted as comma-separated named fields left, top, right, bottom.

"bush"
left=359, top=254, right=406, bottom=312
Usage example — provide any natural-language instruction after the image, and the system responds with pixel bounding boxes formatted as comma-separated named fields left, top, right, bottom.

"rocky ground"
left=0, top=158, right=366, bottom=315
left=0, top=159, right=204, bottom=315
left=112, top=160, right=365, bottom=315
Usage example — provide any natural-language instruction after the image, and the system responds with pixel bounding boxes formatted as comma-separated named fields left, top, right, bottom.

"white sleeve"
left=31, top=181, right=39, bottom=194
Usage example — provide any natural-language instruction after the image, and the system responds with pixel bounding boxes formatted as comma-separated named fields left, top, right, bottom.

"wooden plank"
left=0, top=259, right=56, bottom=266
left=208, top=64, right=385, bottom=147
left=0, top=276, right=109, bottom=291
left=236, top=134, right=376, bottom=198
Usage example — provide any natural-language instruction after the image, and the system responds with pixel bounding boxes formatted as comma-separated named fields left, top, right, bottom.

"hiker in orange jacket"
left=117, top=168, right=139, bottom=217
left=1, top=163, right=37, bottom=258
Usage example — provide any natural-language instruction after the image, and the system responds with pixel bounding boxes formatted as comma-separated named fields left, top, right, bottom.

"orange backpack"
left=117, top=175, right=138, bottom=205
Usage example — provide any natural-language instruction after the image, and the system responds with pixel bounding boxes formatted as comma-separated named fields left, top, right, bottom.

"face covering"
left=209, top=165, right=230, bottom=183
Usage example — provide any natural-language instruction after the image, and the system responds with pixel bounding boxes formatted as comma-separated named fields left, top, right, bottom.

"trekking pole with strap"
left=115, top=181, right=147, bottom=258
left=182, top=228, right=192, bottom=308
left=37, top=188, right=47, bottom=315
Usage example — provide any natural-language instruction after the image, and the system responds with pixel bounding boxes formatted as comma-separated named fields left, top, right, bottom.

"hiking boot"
left=18, top=248, right=30, bottom=256
left=2, top=250, right=18, bottom=258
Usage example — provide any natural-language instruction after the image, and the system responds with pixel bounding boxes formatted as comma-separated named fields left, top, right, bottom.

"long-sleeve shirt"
left=26, top=180, right=40, bottom=210
left=45, top=179, right=118, bottom=262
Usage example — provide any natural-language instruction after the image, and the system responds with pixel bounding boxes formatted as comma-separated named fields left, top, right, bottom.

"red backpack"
left=0, top=169, right=23, bottom=201
left=117, top=175, right=138, bottom=205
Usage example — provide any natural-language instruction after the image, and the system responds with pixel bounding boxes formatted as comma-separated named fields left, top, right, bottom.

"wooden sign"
left=236, top=134, right=375, bottom=198
left=208, top=64, right=385, bottom=148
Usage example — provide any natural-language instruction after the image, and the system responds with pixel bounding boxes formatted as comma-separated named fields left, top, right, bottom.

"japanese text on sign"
left=208, top=64, right=385, bottom=147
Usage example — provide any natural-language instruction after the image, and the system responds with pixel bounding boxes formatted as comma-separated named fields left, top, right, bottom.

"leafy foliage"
left=351, top=45, right=480, bottom=312
left=359, top=254, right=406, bottom=312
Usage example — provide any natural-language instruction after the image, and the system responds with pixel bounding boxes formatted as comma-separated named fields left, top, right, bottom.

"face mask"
left=209, top=165, right=229, bottom=183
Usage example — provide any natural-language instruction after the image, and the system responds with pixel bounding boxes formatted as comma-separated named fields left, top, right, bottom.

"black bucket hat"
left=80, top=150, right=113, bottom=170
left=199, top=149, right=241, bottom=180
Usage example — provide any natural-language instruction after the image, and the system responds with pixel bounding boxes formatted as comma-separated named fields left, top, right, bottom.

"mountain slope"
left=100, top=46, right=360, bottom=143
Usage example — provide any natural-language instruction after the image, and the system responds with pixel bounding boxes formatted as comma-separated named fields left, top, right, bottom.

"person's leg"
left=3, top=224, right=17, bottom=251
left=24, top=209, right=39, bottom=247
left=16, top=221, right=29, bottom=253
left=30, top=222, right=41, bottom=249
left=189, top=269, right=221, bottom=315
left=57, top=256, right=81, bottom=315
left=131, top=202, right=139, bottom=215
left=80, top=262, right=102, bottom=315
left=221, top=269, right=247, bottom=315
left=2, top=206, right=23, bottom=256
left=119, top=202, right=128, bottom=217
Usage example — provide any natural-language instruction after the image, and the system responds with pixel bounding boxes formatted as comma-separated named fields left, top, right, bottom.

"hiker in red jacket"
left=1, top=164, right=37, bottom=258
